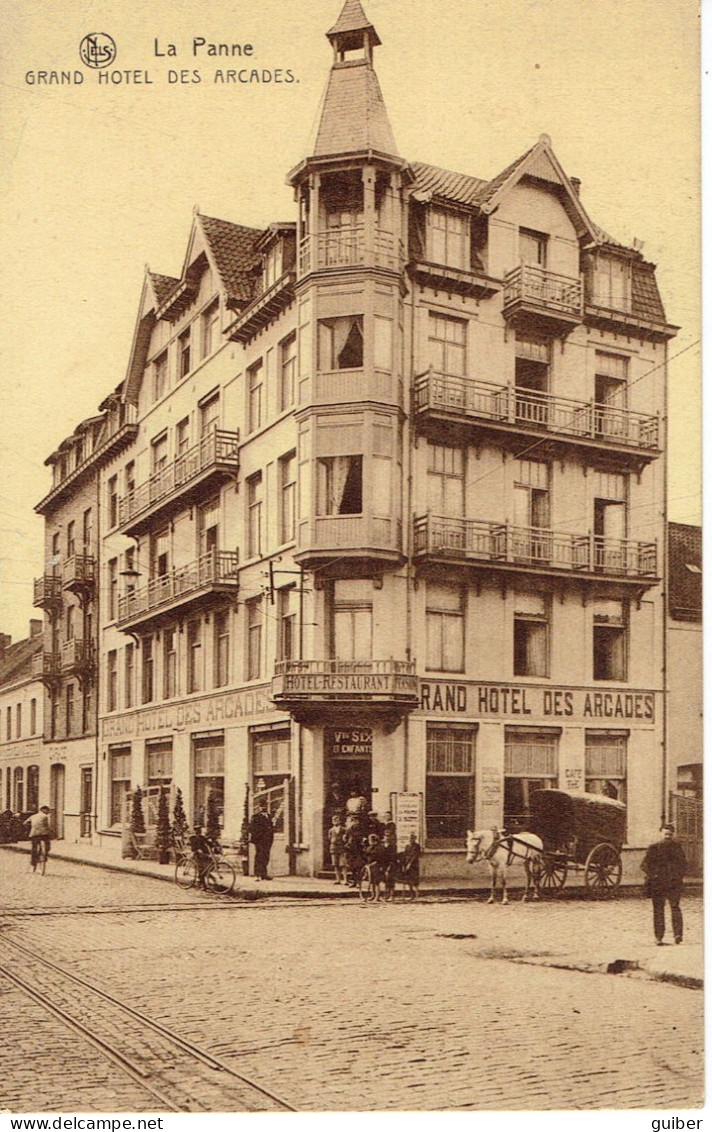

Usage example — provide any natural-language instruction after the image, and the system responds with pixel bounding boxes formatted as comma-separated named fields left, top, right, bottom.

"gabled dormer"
left=407, top=163, right=497, bottom=297
left=122, top=212, right=261, bottom=407
left=227, top=223, right=297, bottom=343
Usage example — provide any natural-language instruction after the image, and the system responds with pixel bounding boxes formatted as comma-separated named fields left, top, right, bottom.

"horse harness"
left=484, top=831, right=517, bottom=866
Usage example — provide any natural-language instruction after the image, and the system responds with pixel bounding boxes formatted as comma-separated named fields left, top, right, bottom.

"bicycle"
left=31, top=838, right=49, bottom=876
left=358, top=862, right=381, bottom=902
left=174, top=842, right=236, bottom=895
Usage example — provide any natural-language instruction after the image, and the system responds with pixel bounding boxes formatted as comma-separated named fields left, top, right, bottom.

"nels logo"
left=79, top=33, right=117, bottom=69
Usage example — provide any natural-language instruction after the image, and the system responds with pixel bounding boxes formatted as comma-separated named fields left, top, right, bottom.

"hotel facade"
left=31, top=0, right=678, bottom=877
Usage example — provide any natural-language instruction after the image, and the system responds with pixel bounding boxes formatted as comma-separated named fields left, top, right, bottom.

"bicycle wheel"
left=206, top=860, right=235, bottom=895
left=358, top=866, right=377, bottom=902
left=175, top=858, right=198, bottom=890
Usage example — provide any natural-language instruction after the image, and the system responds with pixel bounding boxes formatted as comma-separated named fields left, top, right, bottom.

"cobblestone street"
left=0, top=850, right=703, bottom=1112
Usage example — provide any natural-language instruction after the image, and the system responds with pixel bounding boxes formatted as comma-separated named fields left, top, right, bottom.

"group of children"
left=327, top=809, right=422, bottom=898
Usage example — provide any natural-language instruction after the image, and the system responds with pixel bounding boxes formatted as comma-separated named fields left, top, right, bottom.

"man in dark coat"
left=249, top=800, right=274, bottom=880
left=640, top=823, right=687, bottom=945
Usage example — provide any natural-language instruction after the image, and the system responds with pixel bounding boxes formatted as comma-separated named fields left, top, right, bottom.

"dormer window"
left=590, top=254, right=632, bottom=312
left=519, top=228, right=548, bottom=269
left=262, top=243, right=283, bottom=291
left=426, top=208, right=468, bottom=271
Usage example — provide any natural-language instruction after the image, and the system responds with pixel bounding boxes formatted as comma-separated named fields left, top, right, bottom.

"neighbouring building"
left=33, top=397, right=138, bottom=841
left=666, top=522, right=702, bottom=871
left=0, top=621, right=44, bottom=821
left=35, top=0, right=678, bottom=878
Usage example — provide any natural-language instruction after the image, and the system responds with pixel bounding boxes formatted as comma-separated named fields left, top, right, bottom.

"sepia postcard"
left=0, top=0, right=703, bottom=1126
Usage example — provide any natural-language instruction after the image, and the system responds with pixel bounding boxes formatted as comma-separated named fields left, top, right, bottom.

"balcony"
left=61, top=638, right=95, bottom=678
left=33, top=574, right=63, bottom=613
left=408, top=259, right=500, bottom=300
left=295, top=515, right=403, bottom=573
left=116, top=550, right=239, bottom=632
left=312, top=368, right=403, bottom=410
left=413, top=513, right=658, bottom=587
left=62, top=554, right=96, bottom=598
left=503, top=265, right=583, bottom=335
left=228, top=270, right=296, bottom=343
left=414, top=369, right=660, bottom=464
left=31, top=651, right=61, bottom=683
left=271, top=658, right=419, bottom=730
left=118, top=428, right=239, bottom=537
left=298, top=226, right=402, bottom=275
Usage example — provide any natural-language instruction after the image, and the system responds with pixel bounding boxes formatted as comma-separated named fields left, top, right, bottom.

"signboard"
left=101, top=684, right=272, bottom=739
left=325, top=728, right=373, bottom=759
left=419, top=681, right=656, bottom=724
left=390, top=791, right=423, bottom=852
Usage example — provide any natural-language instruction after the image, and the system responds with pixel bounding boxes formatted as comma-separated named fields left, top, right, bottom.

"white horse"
left=466, top=827, right=543, bottom=904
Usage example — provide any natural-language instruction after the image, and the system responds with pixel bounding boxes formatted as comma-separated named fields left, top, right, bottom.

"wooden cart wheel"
left=584, top=842, right=622, bottom=897
left=537, top=853, right=568, bottom=893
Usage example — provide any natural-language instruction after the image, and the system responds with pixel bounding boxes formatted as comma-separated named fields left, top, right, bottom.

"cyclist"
left=189, top=823, right=213, bottom=889
left=25, top=805, right=51, bottom=871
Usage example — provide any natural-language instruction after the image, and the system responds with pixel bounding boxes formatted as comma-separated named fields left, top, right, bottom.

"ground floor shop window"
left=585, top=731, right=627, bottom=805
left=425, top=725, right=476, bottom=845
left=146, top=739, right=173, bottom=788
left=26, top=765, right=39, bottom=813
left=504, top=728, right=558, bottom=831
left=252, top=729, right=291, bottom=835
left=193, top=734, right=224, bottom=828
left=109, top=746, right=132, bottom=826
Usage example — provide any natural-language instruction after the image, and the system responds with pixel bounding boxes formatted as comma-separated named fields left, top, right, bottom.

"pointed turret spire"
left=311, top=0, right=398, bottom=160
left=327, top=0, right=381, bottom=54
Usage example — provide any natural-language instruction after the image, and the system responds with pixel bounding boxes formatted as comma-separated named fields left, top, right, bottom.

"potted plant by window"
left=172, top=787, right=189, bottom=858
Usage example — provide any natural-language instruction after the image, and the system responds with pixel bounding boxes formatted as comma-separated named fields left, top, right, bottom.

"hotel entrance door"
left=323, top=728, right=373, bottom=869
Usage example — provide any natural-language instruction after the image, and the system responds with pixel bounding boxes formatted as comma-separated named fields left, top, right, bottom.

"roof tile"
left=410, top=161, right=487, bottom=206
left=198, top=215, right=262, bottom=303
left=312, top=63, right=398, bottom=158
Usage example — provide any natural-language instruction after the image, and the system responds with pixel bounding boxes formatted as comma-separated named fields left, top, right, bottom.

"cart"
left=528, top=788, right=626, bottom=898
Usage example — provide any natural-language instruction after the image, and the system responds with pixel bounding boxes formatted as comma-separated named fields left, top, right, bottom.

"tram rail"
left=0, top=934, right=296, bottom=1113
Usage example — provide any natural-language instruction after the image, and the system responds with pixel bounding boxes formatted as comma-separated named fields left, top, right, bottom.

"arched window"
left=13, top=767, right=24, bottom=813
left=26, top=765, right=40, bottom=813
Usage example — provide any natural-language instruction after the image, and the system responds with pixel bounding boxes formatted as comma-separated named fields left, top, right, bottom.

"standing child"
left=328, top=813, right=347, bottom=884
left=400, top=832, right=422, bottom=899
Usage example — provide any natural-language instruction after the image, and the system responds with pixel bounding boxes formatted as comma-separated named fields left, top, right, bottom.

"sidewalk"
left=3, top=839, right=702, bottom=989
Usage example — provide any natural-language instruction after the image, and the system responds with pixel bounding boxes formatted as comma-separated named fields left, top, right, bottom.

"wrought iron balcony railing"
left=61, top=638, right=95, bottom=672
left=33, top=574, right=63, bottom=610
left=118, top=427, right=239, bottom=531
left=62, top=554, right=96, bottom=592
left=503, top=264, right=583, bottom=321
left=414, top=370, right=660, bottom=452
left=31, top=651, right=61, bottom=680
left=117, top=550, right=239, bottom=628
left=413, top=513, right=657, bottom=580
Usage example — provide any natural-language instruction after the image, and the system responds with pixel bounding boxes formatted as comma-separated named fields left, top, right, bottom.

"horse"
left=465, top=827, right=543, bottom=905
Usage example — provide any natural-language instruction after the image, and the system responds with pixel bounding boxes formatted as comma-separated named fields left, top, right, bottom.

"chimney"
left=30, top=619, right=43, bottom=638
left=0, top=633, right=11, bottom=660
left=570, top=177, right=581, bottom=196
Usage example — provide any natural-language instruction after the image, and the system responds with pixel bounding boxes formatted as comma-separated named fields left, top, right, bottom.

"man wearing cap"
left=24, top=805, right=51, bottom=870
left=640, top=823, right=687, bottom=945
